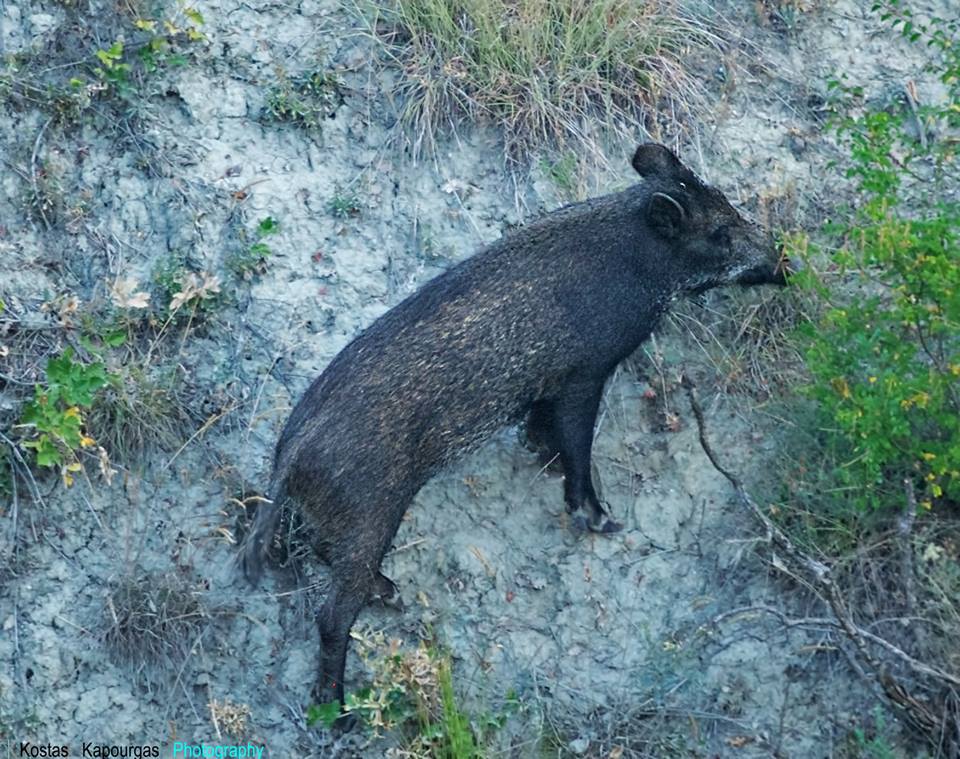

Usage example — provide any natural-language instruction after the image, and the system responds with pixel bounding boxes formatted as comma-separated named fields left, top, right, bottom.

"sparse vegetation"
left=227, top=216, right=280, bottom=279
left=4, top=264, right=213, bottom=494
left=152, top=252, right=223, bottom=317
left=208, top=699, right=252, bottom=740
left=265, top=67, right=341, bottom=129
left=88, top=363, right=185, bottom=460
left=538, top=152, right=578, bottom=196
left=365, top=0, right=715, bottom=161
left=307, top=629, right=504, bottom=756
left=329, top=187, right=363, bottom=219
left=102, top=573, right=208, bottom=677
left=0, top=3, right=205, bottom=124
left=847, top=707, right=898, bottom=759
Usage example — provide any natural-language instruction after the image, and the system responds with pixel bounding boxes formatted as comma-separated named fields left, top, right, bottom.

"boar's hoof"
left=330, top=711, right=358, bottom=734
left=572, top=512, right=623, bottom=534
left=594, top=517, right=623, bottom=534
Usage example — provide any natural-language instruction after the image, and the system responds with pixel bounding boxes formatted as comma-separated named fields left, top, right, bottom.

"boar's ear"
left=647, top=192, right=686, bottom=238
left=632, top=143, right=684, bottom=178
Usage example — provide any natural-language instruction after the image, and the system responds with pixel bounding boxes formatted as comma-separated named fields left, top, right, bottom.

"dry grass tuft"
left=364, top=0, right=717, bottom=163
left=668, top=287, right=810, bottom=401
left=88, top=364, right=188, bottom=459
left=102, top=573, right=208, bottom=677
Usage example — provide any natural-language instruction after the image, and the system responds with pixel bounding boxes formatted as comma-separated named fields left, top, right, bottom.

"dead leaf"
left=110, top=277, right=151, bottom=309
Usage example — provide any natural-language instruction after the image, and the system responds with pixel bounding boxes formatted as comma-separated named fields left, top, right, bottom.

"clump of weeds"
left=265, top=66, right=342, bottom=129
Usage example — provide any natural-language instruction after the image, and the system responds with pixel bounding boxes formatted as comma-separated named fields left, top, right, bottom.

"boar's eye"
left=710, top=226, right=731, bottom=249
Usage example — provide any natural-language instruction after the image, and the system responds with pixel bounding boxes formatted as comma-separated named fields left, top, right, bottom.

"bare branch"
left=681, top=373, right=959, bottom=744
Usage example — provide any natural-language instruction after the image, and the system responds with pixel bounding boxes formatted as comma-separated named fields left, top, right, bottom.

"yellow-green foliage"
left=790, top=3, right=959, bottom=512
left=306, top=629, right=485, bottom=756
left=17, top=348, right=108, bottom=486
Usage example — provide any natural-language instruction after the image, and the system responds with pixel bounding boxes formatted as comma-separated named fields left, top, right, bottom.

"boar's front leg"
left=553, top=373, right=622, bottom=534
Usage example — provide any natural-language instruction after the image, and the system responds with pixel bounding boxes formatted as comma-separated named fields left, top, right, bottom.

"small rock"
left=568, top=737, right=590, bottom=754
left=786, top=131, right=807, bottom=158
left=30, top=13, right=57, bottom=36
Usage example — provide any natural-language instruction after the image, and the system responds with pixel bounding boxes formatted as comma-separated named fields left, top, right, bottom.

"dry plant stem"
left=681, top=374, right=960, bottom=738
left=899, top=478, right=918, bottom=613
left=162, top=403, right=237, bottom=471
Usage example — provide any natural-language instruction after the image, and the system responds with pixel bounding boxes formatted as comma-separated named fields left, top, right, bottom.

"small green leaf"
left=305, top=701, right=342, bottom=729
left=257, top=216, right=279, bottom=236
left=30, top=436, right=62, bottom=468
left=95, top=41, right=124, bottom=67
left=79, top=334, right=101, bottom=356
left=105, top=330, right=127, bottom=347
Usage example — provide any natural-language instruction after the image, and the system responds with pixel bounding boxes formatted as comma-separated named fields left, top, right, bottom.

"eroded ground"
left=1, top=0, right=950, bottom=755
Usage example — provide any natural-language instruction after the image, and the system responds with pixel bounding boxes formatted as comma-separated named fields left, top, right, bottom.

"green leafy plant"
left=17, top=348, right=109, bottom=484
left=94, top=40, right=132, bottom=94
left=849, top=707, right=897, bottom=759
left=91, top=8, right=205, bottom=98
left=789, top=6, right=959, bottom=513
left=0, top=3, right=205, bottom=121
left=228, top=216, right=279, bottom=279
left=135, top=8, right=206, bottom=72
left=152, top=252, right=222, bottom=317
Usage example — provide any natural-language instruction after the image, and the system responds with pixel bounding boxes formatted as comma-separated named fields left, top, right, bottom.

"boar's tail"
left=240, top=479, right=286, bottom=586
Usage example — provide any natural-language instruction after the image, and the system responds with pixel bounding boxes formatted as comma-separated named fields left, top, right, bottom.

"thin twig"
left=899, top=478, right=918, bottom=613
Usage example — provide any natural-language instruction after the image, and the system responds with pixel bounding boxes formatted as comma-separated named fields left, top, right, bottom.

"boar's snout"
left=735, top=230, right=797, bottom=287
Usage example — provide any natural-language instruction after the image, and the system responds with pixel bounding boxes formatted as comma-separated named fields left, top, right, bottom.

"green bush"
left=791, top=3, right=959, bottom=512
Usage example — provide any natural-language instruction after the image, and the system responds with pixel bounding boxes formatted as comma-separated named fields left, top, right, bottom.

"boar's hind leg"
left=313, top=571, right=372, bottom=713
left=521, top=399, right=563, bottom=471
left=555, top=374, right=622, bottom=534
